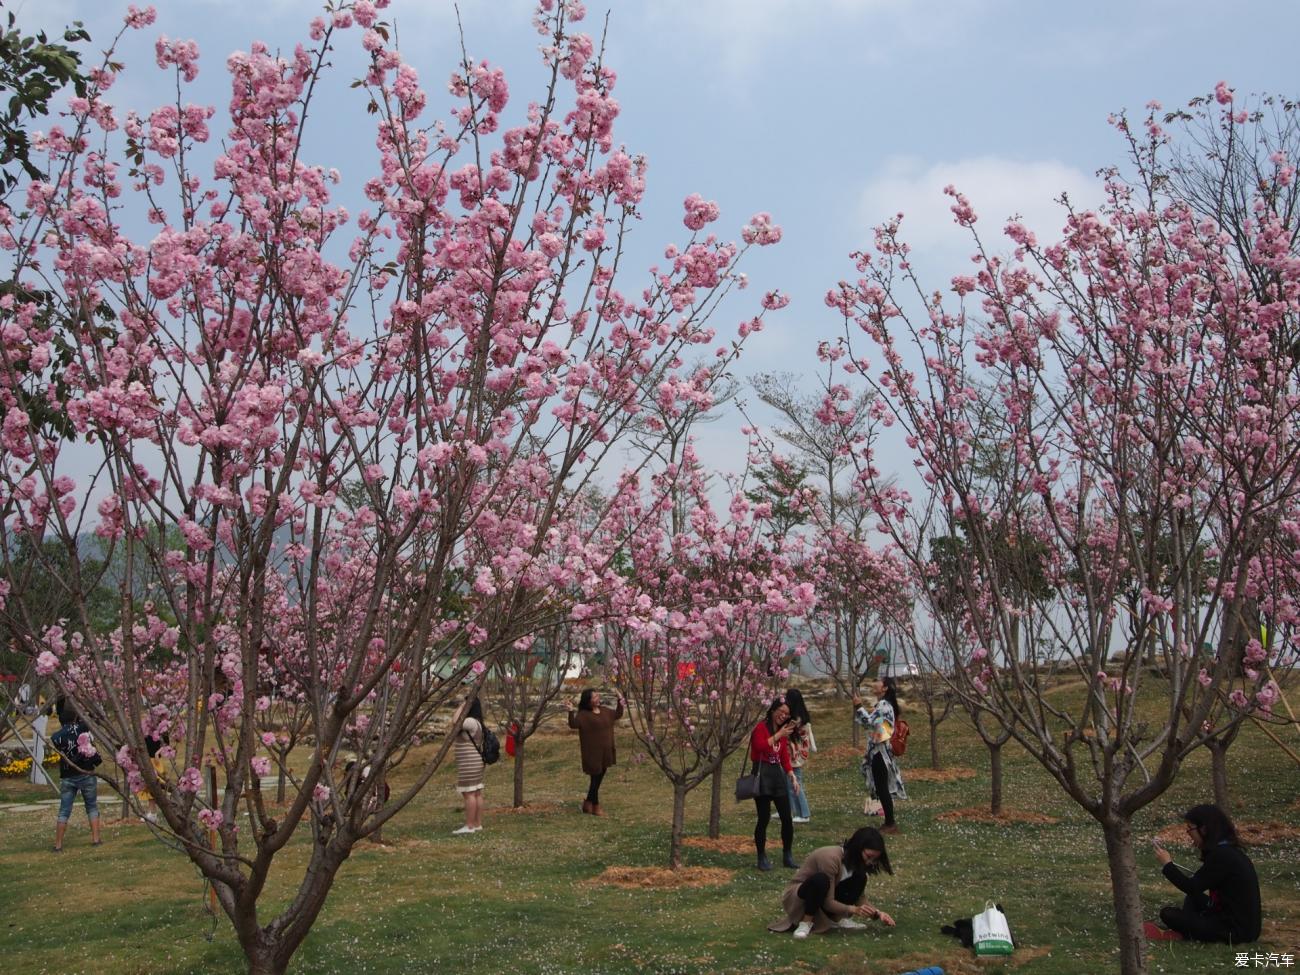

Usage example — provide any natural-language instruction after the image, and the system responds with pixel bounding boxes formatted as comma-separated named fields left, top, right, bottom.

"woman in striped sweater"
left=452, top=696, right=486, bottom=834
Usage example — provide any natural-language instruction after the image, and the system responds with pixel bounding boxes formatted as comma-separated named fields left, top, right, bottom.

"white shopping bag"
left=972, top=901, right=1014, bottom=956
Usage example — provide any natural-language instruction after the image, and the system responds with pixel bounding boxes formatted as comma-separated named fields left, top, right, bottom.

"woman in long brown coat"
left=769, top=827, right=896, bottom=939
left=566, top=688, right=623, bottom=815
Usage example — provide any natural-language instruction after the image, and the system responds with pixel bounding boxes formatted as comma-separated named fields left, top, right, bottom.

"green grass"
left=1, top=688, right=1296, bottom=975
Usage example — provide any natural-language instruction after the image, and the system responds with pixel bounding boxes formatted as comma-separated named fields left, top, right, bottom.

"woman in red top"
left=750, top=697, right=801, bottom=871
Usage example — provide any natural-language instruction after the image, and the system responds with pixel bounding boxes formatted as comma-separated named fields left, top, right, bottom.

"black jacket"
left=1163, top=843, right=1261, bottom=942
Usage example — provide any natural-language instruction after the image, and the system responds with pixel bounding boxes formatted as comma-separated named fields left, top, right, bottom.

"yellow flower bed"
left=0, top=756, right=33, bottom=777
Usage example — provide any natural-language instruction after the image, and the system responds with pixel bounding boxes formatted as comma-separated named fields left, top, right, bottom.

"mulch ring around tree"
left=586, top=866, right=734, bottom=889
left=682, top=834, right=754, bottom=855
left=486, top=800, right=565, bottom=816
left=906, top=766, right=977, bottom=783
left=936, top=806, right=1059, bottom=825
left=1155, top=820, right=1300, bottom=847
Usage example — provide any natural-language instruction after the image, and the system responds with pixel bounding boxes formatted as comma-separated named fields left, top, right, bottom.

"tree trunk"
left=276, top=762, right=287, bottom=805
left=234, top=839, right=351, bottom=975
left=512, top=735, right=526, bottom=808
left=929, top=710, right=941, bottom=770
left=1101, top=815, right=1149, bottom=975
left=988, top=741, right=1003, bottom=815
left=669, top=780, right=688, bottom=870
left=708, top=761, right=722, bottom=838
left=850, top=711, right=861, bottom=748
left=1208, top=738, right=1230, bottom=811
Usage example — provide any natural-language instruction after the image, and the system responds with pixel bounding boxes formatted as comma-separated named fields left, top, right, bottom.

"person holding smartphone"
left=784, top=688, right=817, bottom=823
left=1148, top=804, right=1261, bottom=943
left=749, top=697, right=800, bottom=871
left=853, top=677, right=906, bottom=835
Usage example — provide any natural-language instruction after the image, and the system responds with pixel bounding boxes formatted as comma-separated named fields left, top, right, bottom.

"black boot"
left=783, top=850, right=798, bottom=869
left=756, top=851, right=773, bottom=871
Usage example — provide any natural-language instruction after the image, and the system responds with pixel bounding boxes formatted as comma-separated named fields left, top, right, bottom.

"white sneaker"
left=791, top=816, right=809, bottom=824
left=452, top=825, right=475, bottom=834
left=792, top=920, right=814, bottom=940
left=470, top=826, right=483, bottom=833
left=835, top=917, right=868, bottom=931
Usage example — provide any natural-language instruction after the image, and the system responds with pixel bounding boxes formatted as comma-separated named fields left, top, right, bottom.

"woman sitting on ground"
left=769, top=826, right=896, bottom=939
left=1150, top=803, right=1261, bottom=943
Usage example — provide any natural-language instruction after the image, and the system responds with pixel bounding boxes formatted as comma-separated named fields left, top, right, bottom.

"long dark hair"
left=785, top=688, right=810, bottom=745
left=880, top=676, right=901, bottom=718
left=843, top=826, right=892, bottom=877
left=1184, top=803, right=1241, bottom=857
left=465, top=697, right=484, bottom=725
left=763, top=697, right=786, bottom=733
left=578, top=689, right=596, bottom=712
left=785, top=688, right=811, bottom=726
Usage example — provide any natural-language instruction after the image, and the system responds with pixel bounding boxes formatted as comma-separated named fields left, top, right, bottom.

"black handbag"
left=735, top=769, right=763, bottom=801
left=734, top=752, right=762, bottom=802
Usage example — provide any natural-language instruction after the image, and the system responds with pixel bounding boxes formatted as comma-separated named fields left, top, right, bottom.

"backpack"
left=890, top=717, right=910, bottom=757
left=468, top=722, right=501, bottom=765
left=51, top=723, right=102, bottom=773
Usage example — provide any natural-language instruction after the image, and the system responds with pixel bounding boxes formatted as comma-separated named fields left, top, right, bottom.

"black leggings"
left=1160, top=893, right=1236, bottom=943
left=797, top=871, right=868, bottom=917
left=754, top=794, right=792, bottom=855
left=871, top=752, right=895, bottom=826
left=586, top=770, right=605, bottom=805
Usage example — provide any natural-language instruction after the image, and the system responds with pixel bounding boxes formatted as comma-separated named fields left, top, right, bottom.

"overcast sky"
left=11, top=0, right=1300, bottom=483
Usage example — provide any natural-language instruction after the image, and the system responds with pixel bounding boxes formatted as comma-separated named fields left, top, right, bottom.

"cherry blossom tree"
left=493, top=607, right=592, bottom=808
left=897, top=619, right=955, bottom=770
left=0, top=2, right=784, bottom=971
left=601, top=446, right=813, bottom=868
left=1164, top=88, right=1300, bottom=796
left=823, top=85, right=1300, bottom=975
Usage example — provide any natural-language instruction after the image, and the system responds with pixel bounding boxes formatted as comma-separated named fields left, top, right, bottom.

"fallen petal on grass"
left=905, top=766, right=977, bottom=782
left=935, top=806, right=1059, bottom=824
left=487, top=801, right=564, bottom=816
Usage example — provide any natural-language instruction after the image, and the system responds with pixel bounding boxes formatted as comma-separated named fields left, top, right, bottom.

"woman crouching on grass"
left=1149, top=803, right=1261, bottom=943
left=769, top=826, right=895, bottom=939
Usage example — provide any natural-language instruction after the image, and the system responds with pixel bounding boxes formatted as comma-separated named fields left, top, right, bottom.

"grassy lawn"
left=1, top=686, right=1296, bottom=975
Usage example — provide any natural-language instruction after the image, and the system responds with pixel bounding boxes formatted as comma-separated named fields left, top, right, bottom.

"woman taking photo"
left=1150, top=803, right=1261, bottom=943
left=750, top=697, right=800, bottom=871
left=769, top=826, right=896, bottom=939
left=784, top=687, right=816, bottom=823
left=567, top=688, right=624, bottom=815
left=853, top=676, right=906, bottom=835
left=452, top=696, right=486, bottom=834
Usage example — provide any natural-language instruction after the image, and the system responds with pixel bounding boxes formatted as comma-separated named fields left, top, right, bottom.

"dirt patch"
left=487, top=801, right=563, bottom=816
left=906, top=766, right=977, bottom=782
left=1261, top=914, right=1300, bottom=948
left=936, top=806, right=1059, bottom=825
left=822, top=944, right=1051, bottom=975
left=1005, top=945, right=1053, bottom=966
left=586, top=866, right=734, bottom=889
left=823, top=948, right=984, bottom=975
left=1155, top=820, right=1300, bottom=847
left=681, top=834, right=754, bottom=855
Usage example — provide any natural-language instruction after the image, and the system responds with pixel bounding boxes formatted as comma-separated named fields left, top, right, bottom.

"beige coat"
left=768, top=845, right=860, bottom=933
